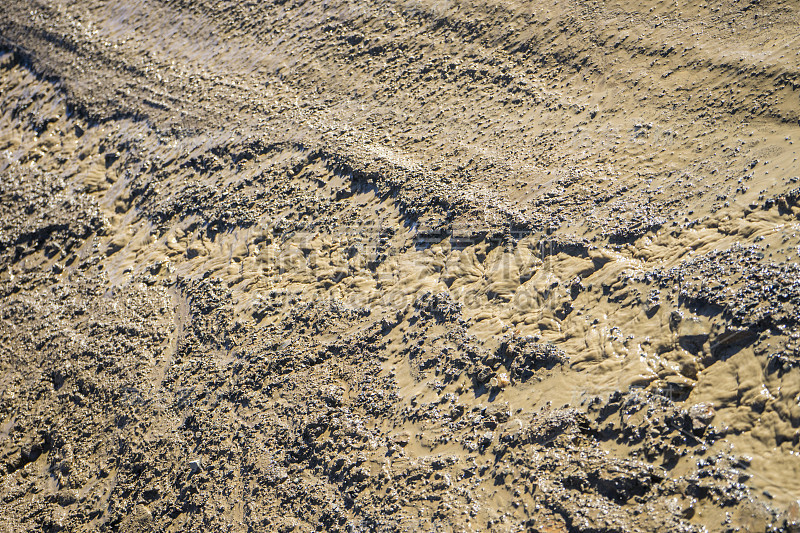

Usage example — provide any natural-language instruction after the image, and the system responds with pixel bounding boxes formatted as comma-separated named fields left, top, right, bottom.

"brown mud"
left=1, top=1, right=800, bottom=531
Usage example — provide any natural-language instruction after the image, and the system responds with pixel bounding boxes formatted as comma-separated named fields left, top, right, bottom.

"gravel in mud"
left=1, top=1, right=800, bottom=531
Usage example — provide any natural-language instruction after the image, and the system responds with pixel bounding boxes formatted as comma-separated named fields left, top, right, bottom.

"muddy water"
left=2, top=0, right=800, bottom=530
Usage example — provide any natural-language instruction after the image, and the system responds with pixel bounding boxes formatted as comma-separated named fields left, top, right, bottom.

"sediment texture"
left=1, top=0, right=800, bottom=531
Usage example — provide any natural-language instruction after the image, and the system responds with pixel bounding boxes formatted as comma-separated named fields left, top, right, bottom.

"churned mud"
left=1, top=1, right=800, bottom=531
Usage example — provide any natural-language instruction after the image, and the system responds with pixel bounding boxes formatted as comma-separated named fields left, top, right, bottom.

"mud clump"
left=500, top=336, right=568, bottom=382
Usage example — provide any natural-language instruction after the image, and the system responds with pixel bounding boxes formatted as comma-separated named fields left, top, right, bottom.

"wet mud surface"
left=1, top=1, right=800, bottom=531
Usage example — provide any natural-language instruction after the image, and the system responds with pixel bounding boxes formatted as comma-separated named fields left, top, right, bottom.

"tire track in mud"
left=3, top=0, right=799, bottom=232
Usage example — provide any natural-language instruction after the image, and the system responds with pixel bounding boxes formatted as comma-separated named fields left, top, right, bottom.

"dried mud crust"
left=1, top=1, right=800, bottom=532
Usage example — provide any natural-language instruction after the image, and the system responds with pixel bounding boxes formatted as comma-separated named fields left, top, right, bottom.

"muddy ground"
left=1, top=0, right=800, bottom=531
